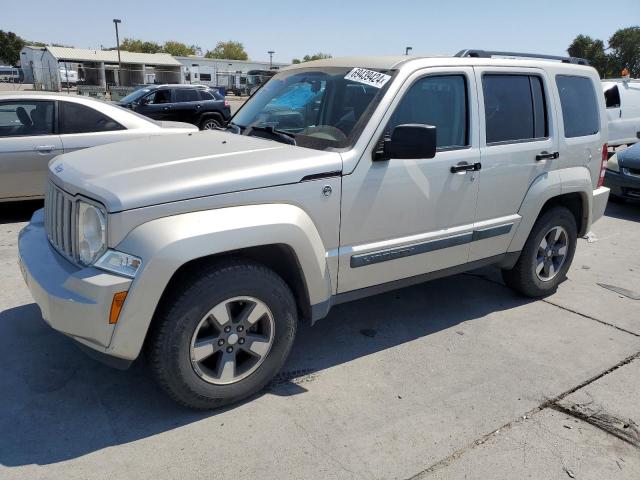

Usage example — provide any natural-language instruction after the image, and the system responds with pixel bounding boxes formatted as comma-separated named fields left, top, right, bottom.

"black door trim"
left=350, top=223, right=513, bottom=268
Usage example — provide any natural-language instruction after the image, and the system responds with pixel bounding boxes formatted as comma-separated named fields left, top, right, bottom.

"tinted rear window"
left=482, top=74, right=548, bottom=144
left=556, top=75, right=599, bottom=138
left=174, top=88, right=200, bottom=102
left=60, top=102, right=124, bottom=134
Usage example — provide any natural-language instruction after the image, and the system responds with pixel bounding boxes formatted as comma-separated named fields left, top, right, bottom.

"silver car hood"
left=49, top=130, right=342, bottom=212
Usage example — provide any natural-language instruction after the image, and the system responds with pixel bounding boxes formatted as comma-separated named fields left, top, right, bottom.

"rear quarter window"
left=555, top=75, right=600, bottom=138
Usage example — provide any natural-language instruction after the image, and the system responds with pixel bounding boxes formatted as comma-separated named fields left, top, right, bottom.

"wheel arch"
left=198, top=111, right=224, bottom=126
left=508, top=168, right=593, bottom=252
left=107, top=204, right=332, bottom=361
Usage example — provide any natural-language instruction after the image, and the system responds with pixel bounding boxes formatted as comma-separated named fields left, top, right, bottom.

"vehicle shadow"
left=603, top=198, right=640, bottom=222
left=0, top=271, right=531, bottom=467
left=0, top=200, right=43, bottom=225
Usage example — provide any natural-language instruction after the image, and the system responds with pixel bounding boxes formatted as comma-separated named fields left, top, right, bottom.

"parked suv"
left=117, top=84, right=231, bottom=129
left=19, top=51, right=610, bottom=409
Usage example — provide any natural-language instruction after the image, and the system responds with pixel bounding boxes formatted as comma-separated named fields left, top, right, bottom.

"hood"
left=618, top=143, right=640, bottom=169
left=49, top=130, right=342, bottom=212
left=157, top=120, right=198, bottom=131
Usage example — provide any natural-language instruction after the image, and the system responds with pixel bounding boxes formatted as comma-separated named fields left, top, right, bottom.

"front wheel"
left=146, top=259, right=297, bottom=409
left=502, top=206, right=577, bottom=297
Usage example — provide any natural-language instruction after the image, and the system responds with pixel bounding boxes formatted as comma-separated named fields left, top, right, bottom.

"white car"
left=0, top=92, right=197, bottom=202
left=603, top=78, right=640, bottom=147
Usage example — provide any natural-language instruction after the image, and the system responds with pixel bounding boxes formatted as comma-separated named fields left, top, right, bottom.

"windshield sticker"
left=344, top=68, right=391, bottom=88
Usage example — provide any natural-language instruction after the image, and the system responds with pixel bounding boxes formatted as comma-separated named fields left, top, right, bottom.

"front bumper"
left=18, top=209, right=133, bottom=363
left=604, top=170, right=640, bottom=199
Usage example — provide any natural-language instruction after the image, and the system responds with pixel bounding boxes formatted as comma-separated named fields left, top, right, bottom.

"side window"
left=59, top=102, right=124, bottom=134
left=482, top=74, right=548, bottom=144
left=199, top=90, right=215, bottom=101
left=145, top=89, right=172, bottom=104
left=0, top=101, right=54, bottom=137
left=556, top=75, right=599, bottom=138
left=604, top=85, right=621, bottom=109
left=388, top=75, right=468, bottom=149
left=200, top=73, right=212, bottom=82
left=174, top=88, right=200, bottom=102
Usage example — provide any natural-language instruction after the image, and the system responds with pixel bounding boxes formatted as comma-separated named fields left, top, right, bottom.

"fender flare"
left=107, top=203, right=331, bottom=360
left=508, top=166, right=592, bottom=252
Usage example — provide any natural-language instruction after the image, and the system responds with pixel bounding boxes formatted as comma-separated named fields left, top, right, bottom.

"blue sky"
left=3, top=0, right=639, bottom=63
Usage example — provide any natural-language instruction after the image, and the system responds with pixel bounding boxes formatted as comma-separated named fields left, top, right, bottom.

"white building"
left=20, top=46, right=182, bottom=91
left=175, top=56, right=289, bottom=94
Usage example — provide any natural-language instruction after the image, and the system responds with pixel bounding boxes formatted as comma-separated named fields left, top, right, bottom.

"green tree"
left=162, top=41, right=198, bottom=57
left=204, top=41, right=248, bottom=60
left=292, top=52, right=332, bottom=64
left=608, top=26, right=640, bottom=77
left=567, top=34, right=610, bottom=77
left=119, top=38, right=163, bottom=53
left=0, top=30, right=25, bottom=65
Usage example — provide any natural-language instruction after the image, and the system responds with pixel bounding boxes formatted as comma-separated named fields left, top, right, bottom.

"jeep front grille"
left=45, top=182, right=77, bottom=262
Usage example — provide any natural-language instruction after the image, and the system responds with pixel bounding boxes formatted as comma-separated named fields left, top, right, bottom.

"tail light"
left=597, top=143, right=608, bottom=188
left=224, top=100, right=230, bottom=108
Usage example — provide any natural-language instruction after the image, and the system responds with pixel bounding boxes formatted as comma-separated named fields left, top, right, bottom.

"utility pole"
left=405, top=46, right=412, bottom=56
left=113, top=19, right=122, bottom=84
left=268, top=50, right=275, bottom=69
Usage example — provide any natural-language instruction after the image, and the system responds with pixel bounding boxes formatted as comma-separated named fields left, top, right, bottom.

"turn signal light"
left=109, top=291, right=128, bottom=324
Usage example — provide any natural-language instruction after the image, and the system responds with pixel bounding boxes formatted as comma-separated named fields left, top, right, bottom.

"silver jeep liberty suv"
left=19, top=50, right=610, bottom=409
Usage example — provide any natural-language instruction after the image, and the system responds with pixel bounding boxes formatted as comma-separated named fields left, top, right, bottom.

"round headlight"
left=78, top=202, right=106, bottom=265
left=606, top=153, right=620, bottom=173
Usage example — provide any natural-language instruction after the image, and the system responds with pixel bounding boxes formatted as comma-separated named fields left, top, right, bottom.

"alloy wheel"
left=535, top=226, right=569, bottom=281
left=189, top=296, right=275, bottom=385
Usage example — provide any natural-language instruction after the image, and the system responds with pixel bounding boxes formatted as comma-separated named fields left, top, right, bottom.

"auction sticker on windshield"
left=344, top=68, right=391, bottom=88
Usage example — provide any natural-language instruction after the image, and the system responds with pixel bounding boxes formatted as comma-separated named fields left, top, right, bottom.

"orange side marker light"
left=109, top=291, right=128, bottom=324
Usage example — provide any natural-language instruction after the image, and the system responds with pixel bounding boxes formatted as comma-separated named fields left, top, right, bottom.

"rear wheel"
left=200, top=117, right=222, bottom=130
left=502, top=206, right=577, bottom=297
left=146, top=259, right=297, bottom=409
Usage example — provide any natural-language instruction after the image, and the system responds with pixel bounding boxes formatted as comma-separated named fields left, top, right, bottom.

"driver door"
left=337, top=67, right=481, bottom=293
left=137, top=88, right=174, bottom=120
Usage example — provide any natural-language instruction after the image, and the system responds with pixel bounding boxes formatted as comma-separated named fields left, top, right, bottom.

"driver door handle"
left=34, top=145, right=56, bottom=153
left=535, top=151, right=559, bottom=161
left=450, top=162, right=481, bottom=173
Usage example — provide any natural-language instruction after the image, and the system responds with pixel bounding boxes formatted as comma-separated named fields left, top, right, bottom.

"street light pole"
left=405, top=46, right=412, bottom=56
left=268, top=50, right=275, bottom=69
left=113, top=19, right=122, bottom=84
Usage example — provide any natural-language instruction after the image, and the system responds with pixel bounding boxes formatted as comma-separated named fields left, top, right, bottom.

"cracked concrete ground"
left=0, top=200, right=638, bottom=480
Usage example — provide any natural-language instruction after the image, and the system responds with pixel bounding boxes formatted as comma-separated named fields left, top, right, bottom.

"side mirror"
left=376, top=124, right=437, bottom=161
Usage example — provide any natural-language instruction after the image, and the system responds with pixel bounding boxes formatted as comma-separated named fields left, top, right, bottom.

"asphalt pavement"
left=0, top=199, right=638, bottom=479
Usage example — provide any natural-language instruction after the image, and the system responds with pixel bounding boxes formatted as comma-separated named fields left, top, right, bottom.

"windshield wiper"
left=246, top=125, right=296, bottom=146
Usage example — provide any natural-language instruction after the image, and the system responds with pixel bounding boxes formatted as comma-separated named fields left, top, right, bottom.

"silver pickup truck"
left=19, top=51, right=610, bottom=409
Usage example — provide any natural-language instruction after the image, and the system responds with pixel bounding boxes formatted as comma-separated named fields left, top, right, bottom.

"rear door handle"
left=535, top=151, right=559, bottom=161
left=34, top=145, right=56, bottom=153
left=450, top=162, right=481, bottom=173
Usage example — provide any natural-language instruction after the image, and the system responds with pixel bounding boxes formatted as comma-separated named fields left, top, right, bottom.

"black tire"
left=146, top=258, right=297, bottom=410
left=200, top=117, right=222, bottom=130
left=502, top=206, right=577, bottom=297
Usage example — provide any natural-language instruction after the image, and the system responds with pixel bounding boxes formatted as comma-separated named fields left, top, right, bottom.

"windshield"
left=232, top=67, right=395, bottom=150
left=120, top=88, right=154, bottom=104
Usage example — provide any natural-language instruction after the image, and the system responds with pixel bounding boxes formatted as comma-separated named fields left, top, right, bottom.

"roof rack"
left=455, top=49, right=589, bottom=66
